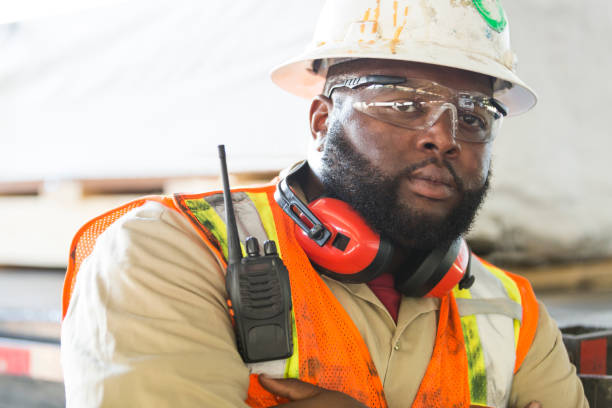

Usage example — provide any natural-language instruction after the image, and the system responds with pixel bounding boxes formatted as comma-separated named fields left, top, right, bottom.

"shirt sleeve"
left=61, top=201, right=251, bottom=408
left=509, top=301, right=589, bottom=408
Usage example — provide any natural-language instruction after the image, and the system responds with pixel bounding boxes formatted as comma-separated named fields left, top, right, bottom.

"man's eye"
left=460, top=113, right=486, bottom=130
left=391, top=101, right=418, bottom=113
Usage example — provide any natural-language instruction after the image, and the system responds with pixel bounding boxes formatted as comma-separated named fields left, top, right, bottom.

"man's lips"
left=406, top=166, right=456, bottom=200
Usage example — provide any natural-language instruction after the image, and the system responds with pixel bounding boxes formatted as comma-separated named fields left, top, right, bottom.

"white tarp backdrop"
left=0, top=0, right=611, bottom=265
left=0, top=0, right=130, bottom=25
left=0, top=0, right=320, bottom=180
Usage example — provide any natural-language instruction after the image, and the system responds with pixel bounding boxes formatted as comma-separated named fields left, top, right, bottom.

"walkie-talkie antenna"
left=218, top=145, right=242, bottom=266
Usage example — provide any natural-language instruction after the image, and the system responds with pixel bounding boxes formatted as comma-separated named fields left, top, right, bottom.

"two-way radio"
left=217, top=145, right=293, bottom=363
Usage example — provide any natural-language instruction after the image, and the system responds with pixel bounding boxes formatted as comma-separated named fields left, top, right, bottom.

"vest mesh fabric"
left=62, top=196, right=176, bottom=318
left=411, top=294, right=471, bottom=407
left=63, top=198, right=146, bottom=317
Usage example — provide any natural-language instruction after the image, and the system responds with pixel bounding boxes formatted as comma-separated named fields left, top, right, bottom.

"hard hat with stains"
left=271, top=0, right=537, bottom=116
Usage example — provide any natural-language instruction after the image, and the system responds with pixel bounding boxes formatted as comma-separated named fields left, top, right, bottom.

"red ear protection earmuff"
left=291, top=197, right=395, bottom=283
left=274, top=170, right=394, bottom=283
left=274, top=162, right=475, bottom=295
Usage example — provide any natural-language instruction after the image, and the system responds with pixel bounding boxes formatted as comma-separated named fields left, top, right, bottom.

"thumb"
left=524, top=402, right=542, bottom=408
left=258, top=375, right=322, bottom=401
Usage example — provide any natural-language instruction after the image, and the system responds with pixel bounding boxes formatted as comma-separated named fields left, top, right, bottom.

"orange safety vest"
left=62, top=184, right=538, bottom=408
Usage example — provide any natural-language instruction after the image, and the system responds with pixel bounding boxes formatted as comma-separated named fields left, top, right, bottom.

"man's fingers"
left=258, top=376, right=322, bottom=401
left=524, top=401, right=542, bottom=408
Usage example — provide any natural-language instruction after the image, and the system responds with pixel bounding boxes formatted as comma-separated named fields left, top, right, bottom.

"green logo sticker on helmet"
left=472, top=0, right=507, bottom=33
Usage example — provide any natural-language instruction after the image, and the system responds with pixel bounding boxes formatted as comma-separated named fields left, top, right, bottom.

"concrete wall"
left=469, top=0, right=612, bottom=264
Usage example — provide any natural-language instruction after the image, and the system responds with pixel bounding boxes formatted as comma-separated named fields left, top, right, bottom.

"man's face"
left=309, top=60, right=494, bottom=251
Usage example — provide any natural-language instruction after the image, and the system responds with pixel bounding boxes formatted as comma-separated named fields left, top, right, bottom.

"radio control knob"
left=246, top=237, right=260, bottom=257
left=263, top=240, right=278, bottom=256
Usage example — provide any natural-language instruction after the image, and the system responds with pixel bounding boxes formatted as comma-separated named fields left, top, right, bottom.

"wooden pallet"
left=513, top=260, right=612, bottom=292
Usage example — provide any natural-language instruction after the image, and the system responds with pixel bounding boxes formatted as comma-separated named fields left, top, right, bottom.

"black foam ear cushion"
left=394, top=238, right=462, bottom=297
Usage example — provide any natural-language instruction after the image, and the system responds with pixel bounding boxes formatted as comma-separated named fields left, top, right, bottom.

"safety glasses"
left=325, top=75, right=507, bottom=143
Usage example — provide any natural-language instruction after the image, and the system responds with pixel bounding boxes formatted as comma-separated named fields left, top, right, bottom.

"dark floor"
left=0, top=376, right=65, bottom=408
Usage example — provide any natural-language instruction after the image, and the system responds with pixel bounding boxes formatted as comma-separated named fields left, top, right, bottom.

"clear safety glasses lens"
left=351, top=83, right=504, bottom=143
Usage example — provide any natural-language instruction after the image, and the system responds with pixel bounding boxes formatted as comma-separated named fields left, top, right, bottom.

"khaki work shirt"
left=61, top=201, right=588, bottom=407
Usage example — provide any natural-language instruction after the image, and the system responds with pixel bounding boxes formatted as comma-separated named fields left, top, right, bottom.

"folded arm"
left=61, top=201, right=251, bottom=407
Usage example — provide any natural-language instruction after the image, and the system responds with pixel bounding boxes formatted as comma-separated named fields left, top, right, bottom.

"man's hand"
left=259, top=375, right=543, bottom=408
left=258, top=375, right=368, bottom=408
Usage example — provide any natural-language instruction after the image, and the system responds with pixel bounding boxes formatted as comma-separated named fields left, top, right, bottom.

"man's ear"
left=309, top=95, right=333, bottom=152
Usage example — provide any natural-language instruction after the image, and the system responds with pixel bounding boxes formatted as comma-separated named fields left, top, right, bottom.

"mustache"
left=397, top=158, right=465, bottom=192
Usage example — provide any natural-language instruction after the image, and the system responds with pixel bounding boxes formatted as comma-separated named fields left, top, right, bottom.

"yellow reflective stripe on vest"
left=453, top=286, right=488, bottom=405
left=246, top=191, right=300, bottom=379
left=284, top=309, right=299, bottom=379
left=483, top=263, right=522, bottom=349
left=183, top=197, right=244, bottom=260
left=456, top=258, right=524, bottom=407
left=246, top=192, right=280, bottom=249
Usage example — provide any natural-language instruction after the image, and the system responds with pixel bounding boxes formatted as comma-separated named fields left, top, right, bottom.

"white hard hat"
left=271, top=0, right=537, bottom=116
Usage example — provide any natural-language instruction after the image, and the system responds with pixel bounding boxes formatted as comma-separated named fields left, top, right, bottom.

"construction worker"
left=61, top=1, right=588, bottom=407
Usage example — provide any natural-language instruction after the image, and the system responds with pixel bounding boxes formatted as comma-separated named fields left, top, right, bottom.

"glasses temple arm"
left=324, top=75, right=406, bottom=97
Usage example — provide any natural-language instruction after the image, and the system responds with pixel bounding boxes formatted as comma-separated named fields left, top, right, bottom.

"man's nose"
left=415, top=108, right=461, bottom=159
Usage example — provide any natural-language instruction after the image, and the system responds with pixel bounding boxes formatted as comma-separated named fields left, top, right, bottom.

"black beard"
left=318, top=121, right=490, bottom=252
